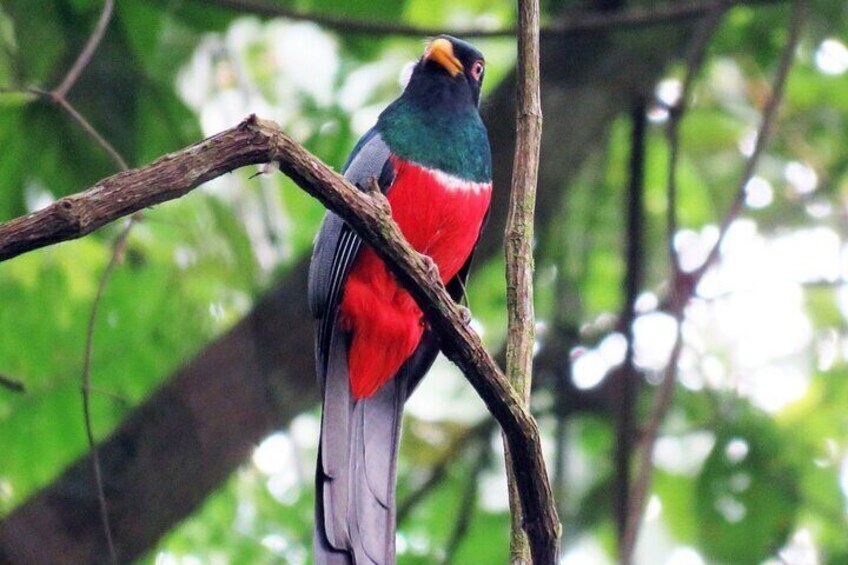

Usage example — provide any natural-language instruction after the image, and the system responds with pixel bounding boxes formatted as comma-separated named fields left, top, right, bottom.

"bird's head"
left=405, top=35, right=486, bottom=108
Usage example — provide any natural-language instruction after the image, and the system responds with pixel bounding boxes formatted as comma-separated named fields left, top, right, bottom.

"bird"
left=308, top=35, right=492, bottom=564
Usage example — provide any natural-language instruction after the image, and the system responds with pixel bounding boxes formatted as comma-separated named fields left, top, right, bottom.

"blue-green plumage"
left=378, top=99, right=491, bottom=182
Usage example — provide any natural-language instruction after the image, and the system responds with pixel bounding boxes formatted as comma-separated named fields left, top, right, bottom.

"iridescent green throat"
left=377, top=100, right=492, bottom=183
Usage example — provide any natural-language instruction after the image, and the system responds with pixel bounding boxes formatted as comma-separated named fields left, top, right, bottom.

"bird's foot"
left=366, top=176, right=392, bottom=215
left=456, top=304, right=472, bottom=325
left=419, top=254, right=441, bottom=282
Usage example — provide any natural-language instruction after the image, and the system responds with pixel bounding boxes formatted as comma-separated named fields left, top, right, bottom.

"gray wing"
left=308, top=128, right=395, bottom=378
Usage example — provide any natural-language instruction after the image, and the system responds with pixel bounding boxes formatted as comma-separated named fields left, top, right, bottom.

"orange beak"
left=424, top=38, right=463, bottom=77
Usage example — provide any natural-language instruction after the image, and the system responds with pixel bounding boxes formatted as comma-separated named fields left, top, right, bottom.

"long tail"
left=314, top=330, right=438, bottom=565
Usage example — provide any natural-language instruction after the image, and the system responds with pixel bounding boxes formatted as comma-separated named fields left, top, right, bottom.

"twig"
left=0, top=374, right=25, bottom=393
left=613, top=96, right=648, bottom=564
left=87, top=385, right=130, bottom=406
left=0, top=0, right=124, bottom=171
left=664, top=7, right=726, bottom=271
left=54, top=0, right=114, bottom=98
left=621, top=1, right=806, bottom=558
left=63, top=5, right=126, bottom=562
left=50, top=93, right=129, bottom=171
left=80, top=218, right=134, bottom=565
left=0, top=85, right=126, bottom=170
left=692, top=0, right=805, bottom=282
left=0, top=115, right=561, bottom=563
left=624, top=322, right=684, bottom=545
left=503, top=0, right=547, bottom=561
left=200, top=0, right=785, bottom=38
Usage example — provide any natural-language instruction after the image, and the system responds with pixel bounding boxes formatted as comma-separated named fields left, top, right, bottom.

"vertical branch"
left=665, top=6, right=726, bottom=270
left=503, top=0, right=546, bottom=562
left=506, top=0, right=543, bottom=409
left=619, top=12, right=723, bottom=564
left=80, top=220, right=133, bottom=565
left=621, top=1, right=806, bottom=561
left=613, top=97, right=647, bottom=562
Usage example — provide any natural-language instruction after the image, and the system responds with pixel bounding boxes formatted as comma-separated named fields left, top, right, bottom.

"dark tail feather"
left=314, top=330, right=440, bottom=564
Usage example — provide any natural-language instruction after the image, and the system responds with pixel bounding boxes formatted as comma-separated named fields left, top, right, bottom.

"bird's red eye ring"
left=470, top=60, right=485, bottom=81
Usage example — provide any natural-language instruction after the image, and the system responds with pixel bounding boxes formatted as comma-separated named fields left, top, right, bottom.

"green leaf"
left=696, top=411, right=799, bottom=564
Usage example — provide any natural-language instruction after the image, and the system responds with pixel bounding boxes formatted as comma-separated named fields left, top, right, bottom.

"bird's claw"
left=420, top=254, right=441, bottom=282
left=457, top=305, right=472, bottom=325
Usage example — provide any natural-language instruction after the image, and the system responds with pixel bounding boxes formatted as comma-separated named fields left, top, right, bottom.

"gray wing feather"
left=308, top=130, right=393, bottom=373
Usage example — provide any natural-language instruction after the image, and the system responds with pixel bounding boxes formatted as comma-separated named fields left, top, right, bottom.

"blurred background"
left=1, top=0, right=848, bottom=563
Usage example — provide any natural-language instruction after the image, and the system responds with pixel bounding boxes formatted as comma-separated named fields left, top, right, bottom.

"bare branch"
left=0, top=121, right=263, bottom=261
left=664, top=7, right=726, bottom=271
left=199, top=0, right=786, bottom=38
left=692, top=0, right=806, bottom=281
left=503, top=0, right=549, bottom=561
left=80, top=217, right=134, bottom=565
left=0, top=115, right=560, bottom=562
left=622, top=0, right=806, bottom=556
left=55, top=0, right=115, bottom=98
left=613, top=97, right=648, bottom=564
left=50, top=94, right=129, bottom=171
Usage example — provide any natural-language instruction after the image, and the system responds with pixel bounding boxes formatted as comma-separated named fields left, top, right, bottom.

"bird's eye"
left=470, top=60, right=485, bottom=81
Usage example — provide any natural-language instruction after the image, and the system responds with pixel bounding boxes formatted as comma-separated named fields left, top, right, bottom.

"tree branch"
left=691, top=0, right=805, bottom=282
left=54, top=0, right=114, bottom=98
left=79, top=218, right=133, bottom=565
left=612, top=96, right=648, bottom=564
left=503, top=0, right=548, bottom=562
left=623, top=0, right=806, bottom=556
left=619, top=9, right=726, bottom=562
left=198, top=0, right=786, bottom=38
left=0, top=115, right=559, bottom=563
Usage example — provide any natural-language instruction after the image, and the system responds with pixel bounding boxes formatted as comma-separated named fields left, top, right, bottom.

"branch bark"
left=198, top=0, right=785, bottom=38
left=0, top=115, right=560, bottom=563
left=612, top=97, right=647, bottom=564
left=503, top=0, right=550, bottom=562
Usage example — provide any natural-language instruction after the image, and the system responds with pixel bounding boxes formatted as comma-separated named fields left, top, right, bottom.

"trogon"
left=308, top=35, right=492, bottom=564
